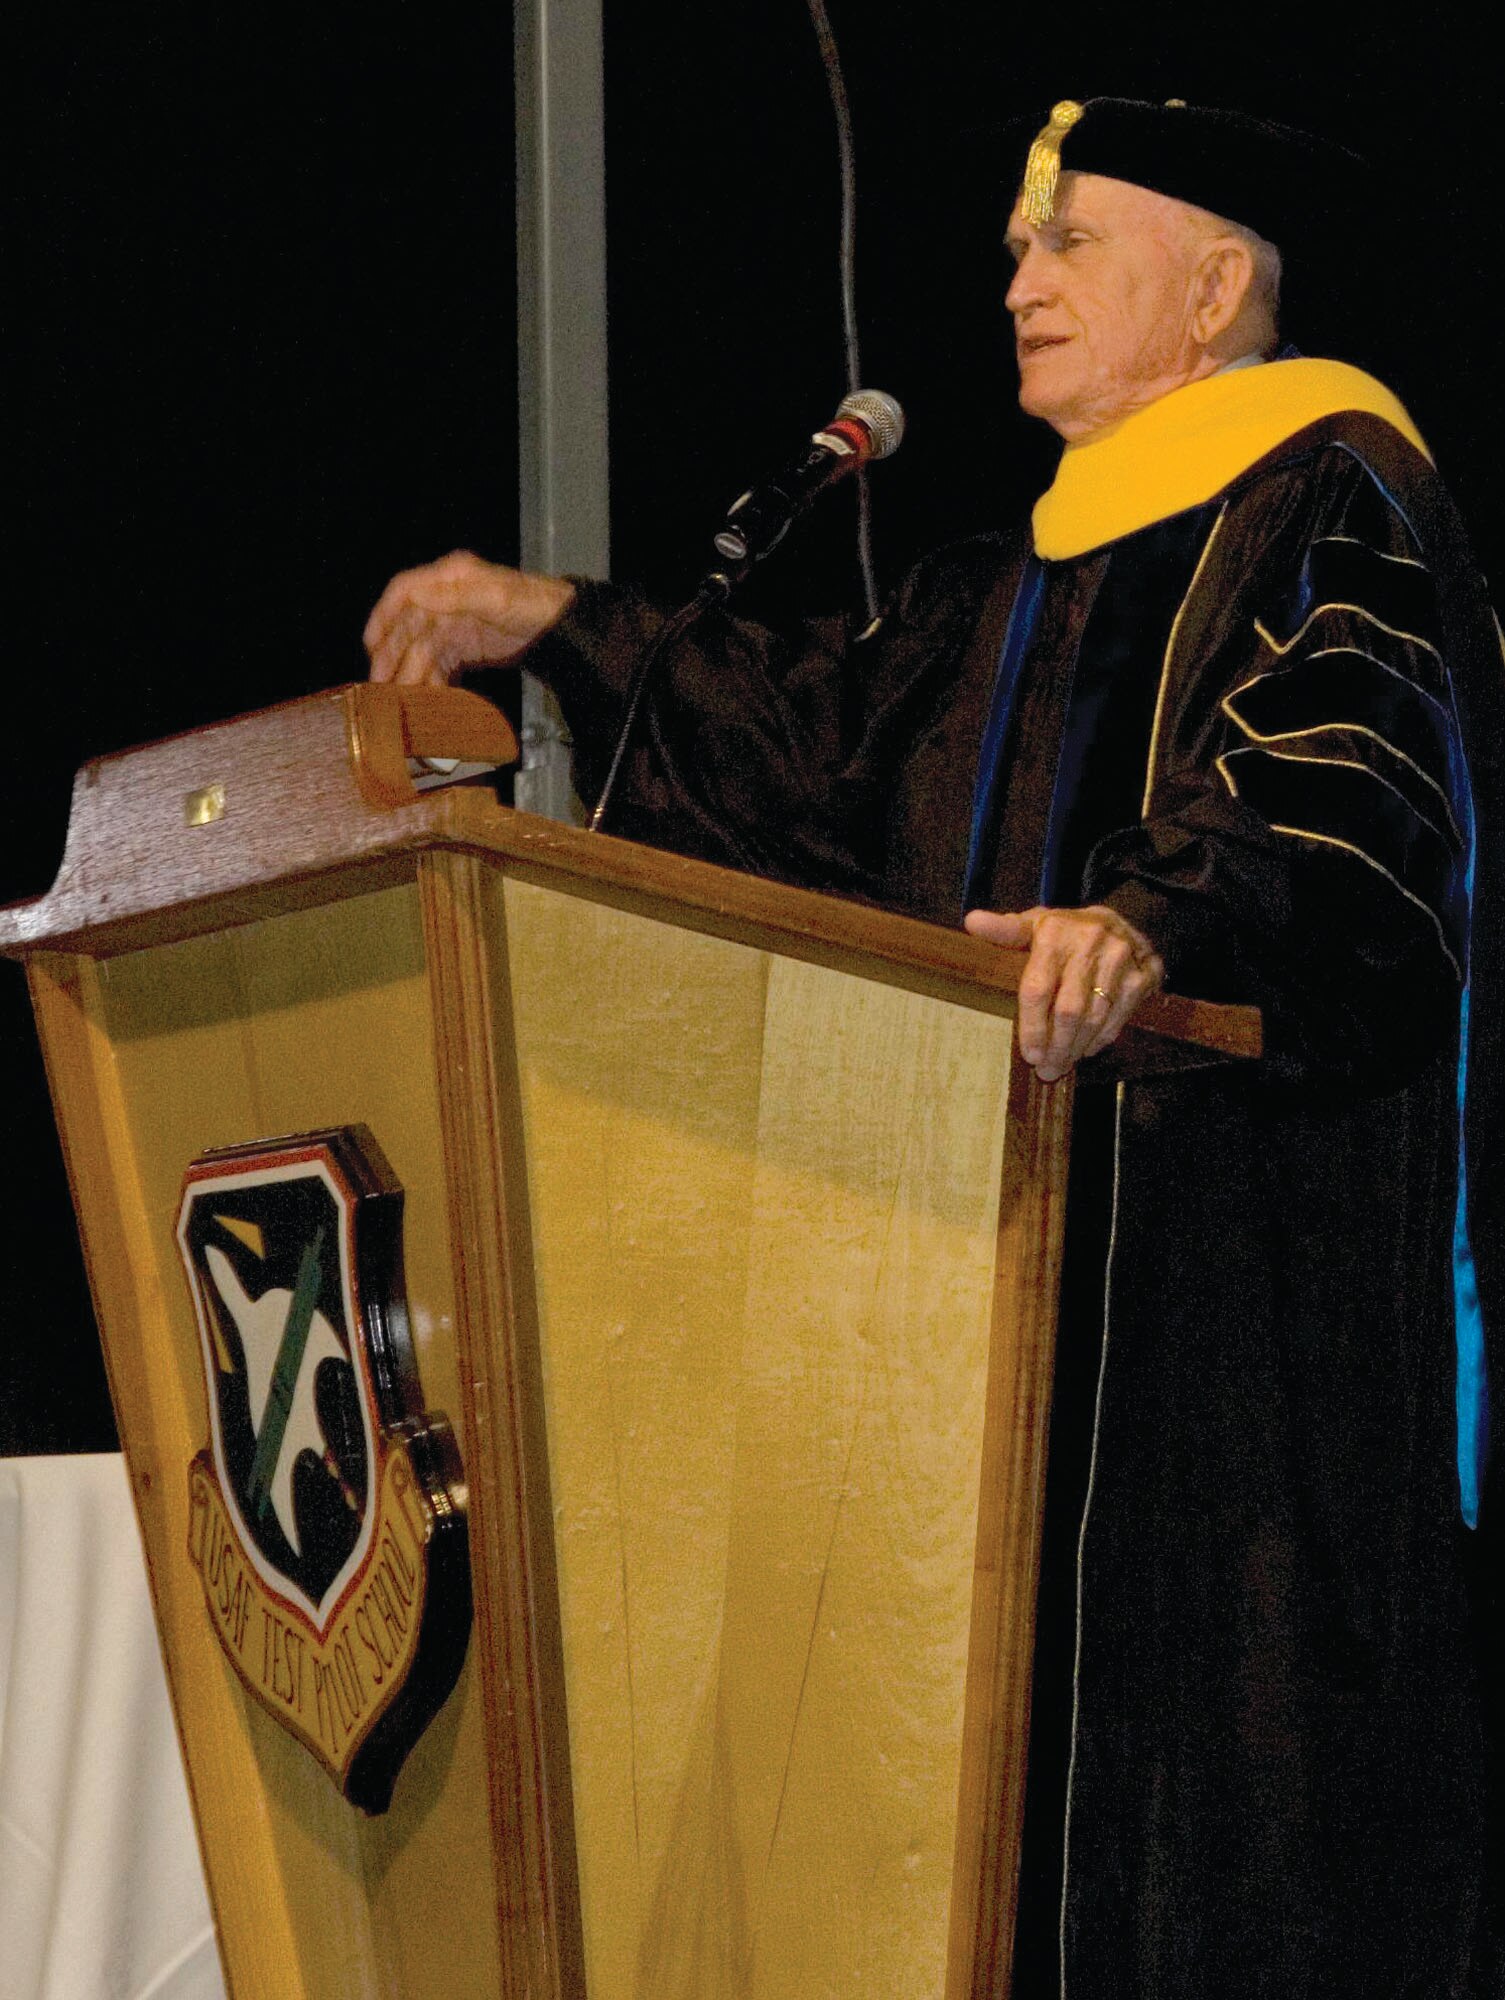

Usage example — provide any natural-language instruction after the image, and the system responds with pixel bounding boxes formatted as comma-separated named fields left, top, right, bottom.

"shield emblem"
left=178, top=1126, right=470, bottom=1811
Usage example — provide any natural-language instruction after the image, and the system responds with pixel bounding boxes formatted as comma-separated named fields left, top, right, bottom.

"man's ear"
left=1191, top=237, right=1257, bottom=347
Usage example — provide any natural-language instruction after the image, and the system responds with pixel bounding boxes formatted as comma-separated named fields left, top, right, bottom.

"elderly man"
left=367, top=98, right=1499, bottom=1999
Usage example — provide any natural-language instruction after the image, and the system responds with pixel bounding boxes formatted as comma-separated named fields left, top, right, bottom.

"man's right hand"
left=364, top=550, right=576, bottom=685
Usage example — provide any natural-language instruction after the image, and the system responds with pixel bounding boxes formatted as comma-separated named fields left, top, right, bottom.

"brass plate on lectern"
left=176, top=1125, right=470, bottom=1813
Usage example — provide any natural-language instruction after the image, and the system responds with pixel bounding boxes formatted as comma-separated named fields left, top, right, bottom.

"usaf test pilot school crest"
left=178, top=1126, right=470, bottom=1813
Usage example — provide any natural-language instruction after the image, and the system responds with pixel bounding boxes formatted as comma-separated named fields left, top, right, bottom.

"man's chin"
left=1016, top=372, right=1081, bottom=433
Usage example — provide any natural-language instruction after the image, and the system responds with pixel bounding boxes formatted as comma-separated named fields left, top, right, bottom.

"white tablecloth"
left=0, top=1454, right=226, bottom=2000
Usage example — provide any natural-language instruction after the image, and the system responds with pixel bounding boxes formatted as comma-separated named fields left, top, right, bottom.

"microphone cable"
left=804, top=0, right=880, bottom=628
left=590, top=14, right=882, bottom=836
left=588, top=390, right=902, bottom=833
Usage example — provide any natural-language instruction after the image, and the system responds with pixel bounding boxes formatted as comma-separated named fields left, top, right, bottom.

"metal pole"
left=514, top=0, right=609, bottom=821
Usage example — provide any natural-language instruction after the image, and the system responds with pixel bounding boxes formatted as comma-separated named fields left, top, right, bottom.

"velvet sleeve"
left=489, top=539, right=1014, bottom=901
left=1085, top=446, right=1471, bottom=1087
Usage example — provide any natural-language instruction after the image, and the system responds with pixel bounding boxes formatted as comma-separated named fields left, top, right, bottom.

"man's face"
left=1005, top=172, right=1213, bottom=441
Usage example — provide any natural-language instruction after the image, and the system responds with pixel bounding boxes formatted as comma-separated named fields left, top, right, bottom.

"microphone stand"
left=588, top=393, right=900, bottom=835
left=586, top=565, right=738, bottom=835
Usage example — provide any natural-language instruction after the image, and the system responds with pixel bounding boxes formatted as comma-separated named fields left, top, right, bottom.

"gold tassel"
left=1020, top=99, right=1085, bottom=225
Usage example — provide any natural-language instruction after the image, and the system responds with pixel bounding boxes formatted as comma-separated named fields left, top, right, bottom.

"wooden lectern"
left=0, top=687, right=1258, bottom=2000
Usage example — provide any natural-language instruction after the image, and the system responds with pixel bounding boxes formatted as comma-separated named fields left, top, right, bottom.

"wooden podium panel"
left=1, top=688, right=1258, bottom=1999
left=504, top=879, right=1014, bottom=1997
left=27, top=887, right=506, bottom=2000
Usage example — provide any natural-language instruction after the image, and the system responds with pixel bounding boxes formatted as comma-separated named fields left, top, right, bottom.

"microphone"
left=711, top=389, right=905, bottom=568
left=589, top=388, right=905, bottom=835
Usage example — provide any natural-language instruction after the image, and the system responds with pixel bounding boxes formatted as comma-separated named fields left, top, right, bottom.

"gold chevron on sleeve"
left=1218, top=711, right=1463, bottom=844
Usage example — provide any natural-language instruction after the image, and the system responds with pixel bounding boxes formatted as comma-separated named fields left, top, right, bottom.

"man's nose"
left=1005, top=246, right=1051, bottom=316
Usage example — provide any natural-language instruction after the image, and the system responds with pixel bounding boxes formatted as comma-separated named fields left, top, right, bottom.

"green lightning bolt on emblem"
left=246, top=1225, right=328, bottom=1530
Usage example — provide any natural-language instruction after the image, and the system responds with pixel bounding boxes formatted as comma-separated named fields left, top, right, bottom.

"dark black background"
left=4, top=5, right=1500, bottom=1450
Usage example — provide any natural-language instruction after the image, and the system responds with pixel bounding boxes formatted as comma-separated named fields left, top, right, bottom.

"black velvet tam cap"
left=1017, top=96, right=1363, bottom=250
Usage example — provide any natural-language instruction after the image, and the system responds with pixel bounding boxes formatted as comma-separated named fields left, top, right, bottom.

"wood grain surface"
left=503, top=879, right=1019, bottom=1999
left=0, top=685, right=1260, bottom=1073
left=949, top=1061, right=1074, bottom=1999
left=28, top=892, right=507, bottom=2000
left=419, top=851, right=586, bottom=2000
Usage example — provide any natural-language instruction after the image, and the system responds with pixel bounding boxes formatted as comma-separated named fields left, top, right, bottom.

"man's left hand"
left=963, top=904, right=1165, bottom=1082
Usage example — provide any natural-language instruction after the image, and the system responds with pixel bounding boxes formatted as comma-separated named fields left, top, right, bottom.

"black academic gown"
left=514, top=408, right=1502, bottom=1999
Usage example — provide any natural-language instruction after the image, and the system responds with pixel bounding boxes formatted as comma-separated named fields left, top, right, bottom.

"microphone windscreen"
left=836, top=389, right=905, bottom=459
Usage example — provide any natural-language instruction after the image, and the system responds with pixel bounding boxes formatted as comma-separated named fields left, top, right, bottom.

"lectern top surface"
left=0, top=683, right=1259, bottom=1070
